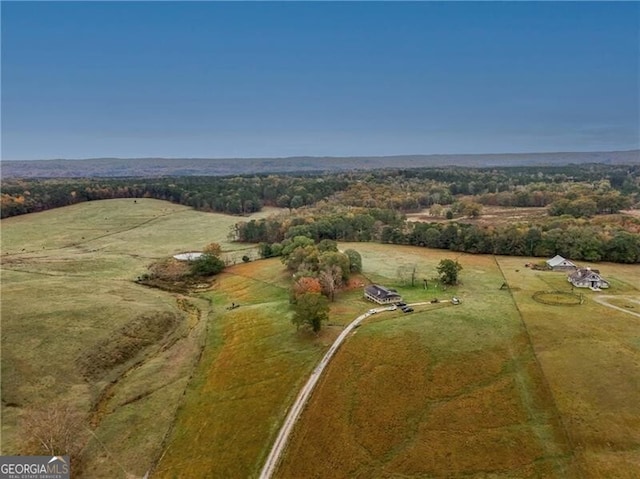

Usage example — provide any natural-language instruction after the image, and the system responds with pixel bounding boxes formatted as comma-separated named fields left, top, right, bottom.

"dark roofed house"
left=568, top=268, right=609, bottom=290
left=546, top=255, right=577, bottom=271
left=364, top=284, right=403, bottom=304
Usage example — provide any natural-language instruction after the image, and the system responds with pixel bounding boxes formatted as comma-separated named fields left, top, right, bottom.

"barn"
left=546, top=255, right=577, bottom=271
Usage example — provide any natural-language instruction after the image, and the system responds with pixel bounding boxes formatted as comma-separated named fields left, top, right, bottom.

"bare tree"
left=397, top=264, right=419, bottom=287
left=20, top=401, right=89, bottom=470
left=319, top=265, right=343, bottom=302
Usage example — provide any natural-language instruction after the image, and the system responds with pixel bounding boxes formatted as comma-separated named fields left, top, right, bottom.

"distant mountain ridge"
left=2, top=150, right=638, bottom=178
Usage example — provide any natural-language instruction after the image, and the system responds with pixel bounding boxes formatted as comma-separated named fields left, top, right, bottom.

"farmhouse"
left=568, top=268, right=610, bottom=290
left=546, top=255, right=577, bottom=271
left=364, top=284, right=403, bottom=304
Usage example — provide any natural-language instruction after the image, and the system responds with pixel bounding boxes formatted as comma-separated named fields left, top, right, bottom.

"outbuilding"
left=546, top=255, right=577, bottom=271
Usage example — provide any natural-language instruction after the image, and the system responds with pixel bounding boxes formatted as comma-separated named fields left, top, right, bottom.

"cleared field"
left=278, top=244, right=576, bottom=478
left=3, top=200, right=638, bottom=478
left=0, top=199, right=278, bottom=477
left=497, top=257, right=640, bottom=478
left=152, top=259, right=338, bottom=478
left=407, top=205, right=548, bottom=225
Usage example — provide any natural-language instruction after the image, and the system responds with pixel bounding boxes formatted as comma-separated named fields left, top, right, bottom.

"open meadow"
left=153, top=259, right=327, bottom=478
left=0, top=199, right=279, bottom=477
left=278, top=244, right=577, bottom=478
left=497, top=257, right=640, bottom=478
left=2, top=199, right=639, bottom=478
left=276, top=245, right=639, bottom=478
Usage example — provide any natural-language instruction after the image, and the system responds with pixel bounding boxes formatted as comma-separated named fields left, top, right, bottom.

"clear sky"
left=2, top=1, right=638, bottom=160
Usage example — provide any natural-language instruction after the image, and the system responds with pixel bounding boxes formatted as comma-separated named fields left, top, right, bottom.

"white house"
left=568, top=268, right=610, bottom=290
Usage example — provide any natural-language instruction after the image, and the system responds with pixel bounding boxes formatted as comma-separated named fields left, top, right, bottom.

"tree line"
left=2, top=163, right=638, bottom=219
left=236, top=207, right=640, bottom=264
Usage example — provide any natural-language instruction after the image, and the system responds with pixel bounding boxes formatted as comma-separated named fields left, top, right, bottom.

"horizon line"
left=3, top=148, right=639, bottom=163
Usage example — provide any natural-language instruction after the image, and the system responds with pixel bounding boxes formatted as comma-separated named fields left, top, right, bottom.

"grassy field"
left=3, top=200, right=639, bottom=478
left=151, top=260, right=375, bottom=478
left=275, top=246, right=639, bottom=478
left=0, top=199, right=278, bottom=477
left=278, top=244, right=576, bottom=478
left=497, top=257, right=640, bottom=478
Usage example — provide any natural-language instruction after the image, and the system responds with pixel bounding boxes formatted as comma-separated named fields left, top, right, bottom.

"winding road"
left=258, top=306, right=388, bottom=479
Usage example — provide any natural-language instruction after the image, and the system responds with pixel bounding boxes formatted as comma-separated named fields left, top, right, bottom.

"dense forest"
left=2, top=163, right=639, bottom=263
left=2, top=164, right=638, bottom=218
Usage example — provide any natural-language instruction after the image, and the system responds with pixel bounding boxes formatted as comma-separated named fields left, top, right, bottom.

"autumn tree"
left=317, top=239, right=338, bottom=253
left=437, top=259, right=463, bottom=285
left=292, top=276, right=322, bottom=300
left=203, top=242, right=223, bottom=256
left=292, top=292, right=329, bottom=333
left=285, top=245, right=319, bottom=274
left=281, top=235, right=315, bottom=260
left=319, top=251, right=350, bottom=281
left=429, top=203, right=444, bottom=217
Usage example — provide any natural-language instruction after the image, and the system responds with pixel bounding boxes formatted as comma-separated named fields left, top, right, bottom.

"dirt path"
left=258, top=305, right=391, bottom=479
left=593, top=295, right=640, bottom=318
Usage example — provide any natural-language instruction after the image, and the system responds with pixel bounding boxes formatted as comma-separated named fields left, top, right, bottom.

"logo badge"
left=0, top=456, right=70, bottom=479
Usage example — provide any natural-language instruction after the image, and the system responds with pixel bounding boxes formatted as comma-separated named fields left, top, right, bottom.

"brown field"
left=278, top=245, right=578, bottom=478
left=407, top=206, right=640, bottom=230
left=407, top=205, right=548, bottom=224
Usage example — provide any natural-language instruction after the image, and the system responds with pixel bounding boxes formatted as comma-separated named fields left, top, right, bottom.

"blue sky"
left=2, top=1, right=638, bottom=160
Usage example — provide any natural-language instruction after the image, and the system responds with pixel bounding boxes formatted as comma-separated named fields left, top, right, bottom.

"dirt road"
left=258, top=306, right=387, bottom=479
left=593, top=295, right=640, bottom=319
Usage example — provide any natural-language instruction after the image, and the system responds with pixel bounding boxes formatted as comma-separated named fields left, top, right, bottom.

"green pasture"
left=2, top=200, right=638, bottom=478
left=0, top=199, right=276, bottom=477
left=497, top=256, right=640, bottom=478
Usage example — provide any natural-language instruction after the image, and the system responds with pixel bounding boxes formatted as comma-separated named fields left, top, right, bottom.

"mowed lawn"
left=497, top=257, right=640, bottom=478
left=0, top=199, right=280, bottom=477
left=278, top=244, right=576, bottom=478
